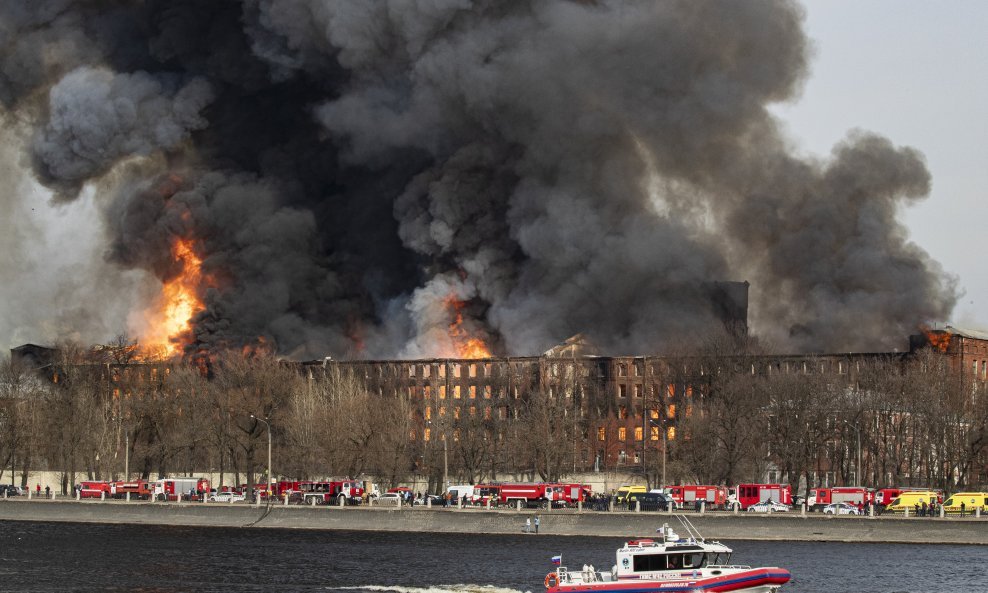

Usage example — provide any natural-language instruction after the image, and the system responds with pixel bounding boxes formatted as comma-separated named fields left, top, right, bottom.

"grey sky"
left=772, top=0, right=988, bottom=331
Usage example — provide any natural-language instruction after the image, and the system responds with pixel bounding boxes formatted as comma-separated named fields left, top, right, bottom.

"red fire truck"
left=470, top=484, right=502, bottom=506
left=152, top=477, right=210, bottom=501
left=110, top=480, right=152, bottom=499
left=78, top=481, right=112, bottom=499
left=494, top=482, right=589, bottom=508
left=808, top=487, right=874, bottom=511
left=665, top=485, right=728, bottom=509
left=547, top=483, right=591, bottom=506
left=497, top=483, right=553, bottom=507
left=293, top=479, right=365, bottom=505
left=729, top=483, right=792, bottom=510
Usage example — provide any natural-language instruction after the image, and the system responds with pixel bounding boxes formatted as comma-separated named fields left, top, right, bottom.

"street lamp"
left=251, top=414, right=272, bottom=498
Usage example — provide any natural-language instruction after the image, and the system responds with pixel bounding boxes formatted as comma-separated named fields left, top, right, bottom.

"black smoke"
left=0, top=0, right=957, bottom=358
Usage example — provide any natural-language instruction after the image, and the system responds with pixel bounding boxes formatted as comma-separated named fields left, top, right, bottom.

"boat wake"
left=338, top=585, right=528, bottom=593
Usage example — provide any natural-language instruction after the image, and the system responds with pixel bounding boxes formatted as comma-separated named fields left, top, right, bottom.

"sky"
left=772, top=0, right=988, bottom=331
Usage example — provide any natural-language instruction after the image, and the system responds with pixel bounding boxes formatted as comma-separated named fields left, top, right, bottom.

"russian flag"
left=551, top=555, right=562, bottom=565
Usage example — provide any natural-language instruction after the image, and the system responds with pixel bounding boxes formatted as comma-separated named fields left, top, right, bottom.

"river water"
left=0, top=521, right=982, bottom=593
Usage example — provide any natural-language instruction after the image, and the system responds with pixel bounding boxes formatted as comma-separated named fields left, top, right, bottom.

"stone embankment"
left=1, top=499, right=985, bottom=545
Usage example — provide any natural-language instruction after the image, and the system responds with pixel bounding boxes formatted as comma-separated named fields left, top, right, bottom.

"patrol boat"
left=542, top=518, right=790, bottom=593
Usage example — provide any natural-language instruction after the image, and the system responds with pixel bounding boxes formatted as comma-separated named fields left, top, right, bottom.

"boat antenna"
left=675, top=515, right=704, bottom=543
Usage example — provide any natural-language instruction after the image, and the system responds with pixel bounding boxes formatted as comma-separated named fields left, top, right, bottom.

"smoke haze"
left=0, top=0, right=957, bottom=358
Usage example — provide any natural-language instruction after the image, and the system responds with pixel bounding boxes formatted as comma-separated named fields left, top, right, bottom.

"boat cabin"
left=614, top=534, right=733, bottom=578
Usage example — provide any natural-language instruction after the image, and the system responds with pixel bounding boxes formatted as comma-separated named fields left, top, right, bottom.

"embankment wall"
left=1, top=500, right=986, bottom=545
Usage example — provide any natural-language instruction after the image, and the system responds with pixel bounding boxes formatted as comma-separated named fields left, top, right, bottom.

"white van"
left=446, top=484, right=475, bottom=503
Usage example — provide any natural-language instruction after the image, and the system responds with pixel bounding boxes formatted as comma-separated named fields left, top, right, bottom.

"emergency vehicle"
left=293, top=479, right=365, bottom=505
left=110, top=480, right=152, bottom=499
left=152, top=477, right=210, bottom=501
left=808, top=487, right=873, bottom=511
left=729, top=484, right=792, bottom=510
left=664, top=485, right=727, bottom=509
left=874, top=487, right=942, bottom=509
left=78, top=481, right=112, bottom=499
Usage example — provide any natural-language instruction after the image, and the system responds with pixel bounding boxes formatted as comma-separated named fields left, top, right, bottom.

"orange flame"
left=922, top=327, right=951, bottom=353
left=444, top=295, right=492, bottom=359
left=140, top=238, right=206, bottom=358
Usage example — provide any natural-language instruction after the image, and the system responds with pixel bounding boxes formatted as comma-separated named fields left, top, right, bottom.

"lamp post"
left=251, top=415, right=272, bottom=497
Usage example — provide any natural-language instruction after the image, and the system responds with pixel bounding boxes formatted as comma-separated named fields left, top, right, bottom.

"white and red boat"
left=542, top=519, right=790, bottom=593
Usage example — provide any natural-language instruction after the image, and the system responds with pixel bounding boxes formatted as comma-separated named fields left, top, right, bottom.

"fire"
left=922, top=327, right=951, bottom=353
left=140, top=238, right=206, bottom=358
left=444, top=295, right=492, bottom=359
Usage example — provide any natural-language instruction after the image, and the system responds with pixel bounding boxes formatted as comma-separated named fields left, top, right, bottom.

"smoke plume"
left=0, top=0, right=957, bottom=358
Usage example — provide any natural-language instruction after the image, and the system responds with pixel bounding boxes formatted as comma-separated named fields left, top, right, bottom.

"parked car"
left=823, top=502, right=860, bottom=515
left=747, top=500, right=791, bottom=513
left=378, top=492, right=403, bottom=506
left=0, top=484, right=21, bottom=496
left=413, top=494, right=443, bottom=506
left=209, top=491, right=246, bottom=503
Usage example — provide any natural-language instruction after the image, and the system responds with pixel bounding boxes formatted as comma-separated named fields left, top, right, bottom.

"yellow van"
left=943, top=492, right=988, bottom=514
left=615, top=485, right=646, bottom=504
left=884, top=491, right=940, bottom=513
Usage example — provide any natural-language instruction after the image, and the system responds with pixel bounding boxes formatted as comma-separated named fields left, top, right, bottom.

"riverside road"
left=1, top=498, right=986, bottom=545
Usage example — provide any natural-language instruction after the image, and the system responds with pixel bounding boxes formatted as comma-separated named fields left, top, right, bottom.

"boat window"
left=681, top=554, right=703, bottom=568
left=632, top=554, right=669, bottom=572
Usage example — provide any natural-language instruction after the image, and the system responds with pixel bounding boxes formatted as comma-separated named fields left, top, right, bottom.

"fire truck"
left=808, top=487, right=874, bottom=511
left=494, top=482, right=589, bottom=508
left=294, top=479, right=365, bottom=505
left=152, top=477, right=210, bottom=501
left=665, top=485, right=728, bottom=509
left=547, top=483, right=591, bottom=507
left=78, top=481, right=112, bottom=499
left=470, top=484, right=502, bottom=506
left=729, top=483, right=792, bottom=510
left=110, top=480, right=152, bottom=500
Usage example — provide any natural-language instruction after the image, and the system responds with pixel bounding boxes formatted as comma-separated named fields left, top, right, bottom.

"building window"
left=634, top=384, right=642, bottom=398
left=469, top=386, right=477, bottom=399
left=650, top=426, right=659, bottom=441
left=454, top=407, right=461, bottom=420
left=619, top=427, right=627, bottom=441
left=667, top=384, right=675, bottom=398
left=618, top=384, right=627, bottom=398
left=424, top=427, right=431, bottom=442
left=484, top=363, right=491, bottom=377
left=453, top=385, right=461, bottom=399
left=440, top=385, right=446, bottom=399
left=667, top=404, right=676, bottom=419
left=667, top=426, right=676, bottom=441
left=484, top=407, right=492, bottom=419
left=469, top=364, right=476, bottom=378
left=425, top=407, right=432, bottom=420
left=618, top=364, right=627, bottom=377
left=469, top=406, right=476, bottom=416
left=634, top=427, right=643, bottom=441
left=618, top=405, right=627, bottom=420
left=423, top=365, right=431, bottom=378
left=453, top=364, right=461, bottom=378
left=439, top=406, right=446, bottom=417
left=424, top=385, right=431, bottom=398
left=598, top=427, right=606, bottom=441
left=484, top=386, right=492, bottom=399
left=439, top=365, right=447, bottom=378
left=408, top=365, right=415, bottom=377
